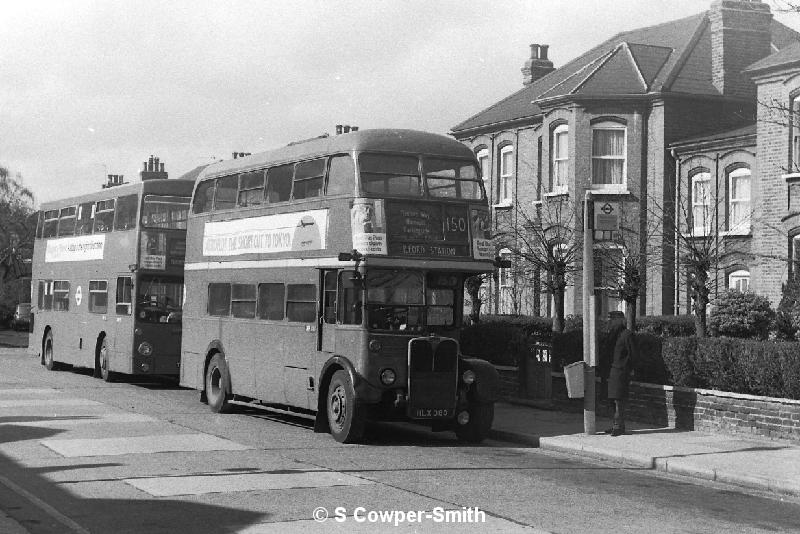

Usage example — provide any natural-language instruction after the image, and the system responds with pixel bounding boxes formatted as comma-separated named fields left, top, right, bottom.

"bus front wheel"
left=327, top=370, right=365, bottom=444
left=455, top=401, right=494, bottom=443
left=205, top=354, right=233, bottom=413
left=43, top=332, right=59, bottom=371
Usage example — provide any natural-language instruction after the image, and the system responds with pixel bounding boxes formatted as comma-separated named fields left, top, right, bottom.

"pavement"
left=490, top=400, right=800, bottom=497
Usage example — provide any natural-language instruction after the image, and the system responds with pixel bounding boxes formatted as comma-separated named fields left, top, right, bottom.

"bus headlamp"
left=380, top=368, right=396, bottom=386
left=368, top=339, right=382, bottom=353
left=138, top=342, right=154, bottom=356
left=462, top=370, right=476, bottom=385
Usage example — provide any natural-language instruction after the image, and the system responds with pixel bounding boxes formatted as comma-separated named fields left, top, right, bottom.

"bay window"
left=552, top=124, right=568, bottom=192
left=591, top=122, right=626, bottom=186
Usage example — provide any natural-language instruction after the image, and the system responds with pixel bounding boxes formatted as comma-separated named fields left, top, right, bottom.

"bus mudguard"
left=204, top=340, right=231, bottom=391
left=460, top=357, right=499, bottom=403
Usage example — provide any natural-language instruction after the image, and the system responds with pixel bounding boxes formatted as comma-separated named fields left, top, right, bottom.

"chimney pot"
left=530, top=43, right=540, bottom=59
left=352, top=126, right=359, bottom=132
left=540, top=45, right=549, bottom=60
left=160, top=163, right=164, bottom=172
left=336, top=124, right=343, bottom=135
left=343, top=125, right=351, bottom=133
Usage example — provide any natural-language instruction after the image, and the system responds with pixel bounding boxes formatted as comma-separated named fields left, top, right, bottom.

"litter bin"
left=563, top=361, right=585, bottom=398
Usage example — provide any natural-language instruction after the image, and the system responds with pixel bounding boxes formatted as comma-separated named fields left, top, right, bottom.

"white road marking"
left=39, top=433, right=250, bottom=457
left=125, top=471, right=374, bottom=496
left=0, top=399, right=102, bottom=408
left=0, top=388, right=61, bottom=396
left=1, top=413, right=157, bottom=427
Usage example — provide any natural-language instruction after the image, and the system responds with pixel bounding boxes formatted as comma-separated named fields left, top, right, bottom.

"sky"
left=2, top=0, right=800, bottom=206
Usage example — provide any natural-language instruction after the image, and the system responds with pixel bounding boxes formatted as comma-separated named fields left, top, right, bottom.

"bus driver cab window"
left=338, top=271, right=363, bottom=325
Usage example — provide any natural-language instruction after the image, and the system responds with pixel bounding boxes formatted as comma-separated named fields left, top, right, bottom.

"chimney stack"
left=140, top=155, right=169, bottom=181
left=709, top=0, right=772, bottom=98
left=521, top=43, right=555, bottom=86
left=102, top=174, right=126, bottom=189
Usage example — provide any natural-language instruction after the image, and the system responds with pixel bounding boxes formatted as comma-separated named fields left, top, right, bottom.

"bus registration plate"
left=414, top=408, right=450, bottom=418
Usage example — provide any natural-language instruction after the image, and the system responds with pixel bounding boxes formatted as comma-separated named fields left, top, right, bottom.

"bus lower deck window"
left=286, top=284, right=315, bottom=322
left=208, top=283, right=231, bottom=316
left=231, top=284, right=256, bottom=318
left=89, top=280, right=108, bottom=314
left=257, top=283, right=285, bottom=320
left=53, top=281, right=70, bottom=311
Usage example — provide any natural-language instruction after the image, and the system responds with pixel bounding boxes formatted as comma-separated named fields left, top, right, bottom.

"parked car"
left=10, top=303, right=31, bottom=331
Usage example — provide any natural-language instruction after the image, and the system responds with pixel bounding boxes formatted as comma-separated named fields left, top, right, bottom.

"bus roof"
left=198, top=129, right=475, bottom=181
left=39, top=179, right=195, bottom=211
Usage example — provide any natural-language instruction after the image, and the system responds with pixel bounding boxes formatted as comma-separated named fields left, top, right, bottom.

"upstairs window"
left=293, top=158, right=326, bottom=200
left=592, top=122, right=626, bottom=186
left=691, top=171, right=712, bottom=235
left=552, top=124, right=568, bottom=192
left=114, top=194, right=139, bottom=231
left=238, top=170, right=265, bottom=207
left=42, top=210, right=59, bottom=238
left=359, top=154, right=422, bottom=197
left=75, top=202, right=94, bottom=235
left=93, top=199, right=115, bottom=233
left=498, top=248, right=512, bottom=288
left=477, top=149, right=489, bottom=186
left=192, top=180, right=215, bottom=214
left=57, top=207, right=76, bottom=237
left=214, top=175, right=238, bottom=211
left=728, top=167, right=751, bottom=232
left=326, top=155, right=355, bottom=196
left=424, top=158, right=483, bottom=200
left=266, top=164, right=293, bottom=203
left=499, top=145, right=514, bottom=204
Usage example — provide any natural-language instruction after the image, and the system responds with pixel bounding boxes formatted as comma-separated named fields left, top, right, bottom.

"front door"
left=319, top=270, right=337, bottom=354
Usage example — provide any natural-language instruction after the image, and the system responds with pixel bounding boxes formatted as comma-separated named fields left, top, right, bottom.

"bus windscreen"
left=142, top=195, right=190, bottom=230
left=365, top=269, right=456, bottom=331
left=136, top=275, right=184, bottom=324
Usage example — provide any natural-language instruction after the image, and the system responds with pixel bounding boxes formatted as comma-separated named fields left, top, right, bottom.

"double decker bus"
left=31, top=178, right=193, bottom=381
left=181, top=129, right=499, bottom=443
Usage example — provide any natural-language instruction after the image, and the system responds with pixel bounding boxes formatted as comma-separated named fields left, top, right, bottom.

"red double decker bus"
left=180, top=129, right=499, bottom=442
left=31, top=177, right=193, bottom=381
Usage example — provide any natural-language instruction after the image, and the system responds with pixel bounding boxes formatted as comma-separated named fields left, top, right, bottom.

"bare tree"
left=496, top=197, right=581, bottom=332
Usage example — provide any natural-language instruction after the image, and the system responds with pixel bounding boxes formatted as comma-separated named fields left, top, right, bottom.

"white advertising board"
left=202, top=209, right=328, bottom=256
left=45, top=235, right=105, bottom=263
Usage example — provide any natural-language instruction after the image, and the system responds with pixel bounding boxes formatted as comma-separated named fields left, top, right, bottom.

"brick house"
left=451, top=0, right=799, bottom=319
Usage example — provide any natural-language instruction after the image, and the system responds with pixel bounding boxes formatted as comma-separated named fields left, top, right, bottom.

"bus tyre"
left=327, top=370, right=365, bottom=444
left=98, top=338, right=114, bottom=383
left=43, top=332, right=59, bottom=371
left=455, top=401, right=494, bottom=443
left=205, top=354, right=233, bottom=414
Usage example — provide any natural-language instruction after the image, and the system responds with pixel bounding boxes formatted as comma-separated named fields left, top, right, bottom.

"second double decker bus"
left=31, top=175, right=193, bottom=381
left=180, top=129, right=499, bottom=443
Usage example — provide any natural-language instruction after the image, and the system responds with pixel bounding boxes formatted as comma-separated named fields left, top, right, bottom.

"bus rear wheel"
left=205, top=354, right=233, bottom=413
left=455, top=401, right=494, bottom=443
left=326, top=370, right=365, bottom=444
left=98, top=338, right=114, bottom=382
left=43, top=332, right=59, bottom=371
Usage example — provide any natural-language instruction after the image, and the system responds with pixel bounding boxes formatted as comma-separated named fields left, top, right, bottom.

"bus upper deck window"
left=42, top=210, right=59, bottom=238
left=57, top=206, right=76, bottom=237
left=214, top=175, right=238, bottom=211
left=75, top=202, right=94, bottom=235
left=193, top=181, right=215, bottom=214
left=359, top=154, right=421, bottom=197
left=326, top=155, right=355, bottom=196
left=293, top=159, right=325, bottom=200
left=238, top=171, right=265, bottom=207
left=114, top=194, right=139, bottom=231
left=266, top=164, right=293, bottom=203
left=94, top=199, right=115, bottom=233
left=424, top=158, right=483, bottom=200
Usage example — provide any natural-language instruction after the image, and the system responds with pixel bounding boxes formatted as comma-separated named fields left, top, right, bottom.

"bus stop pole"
left=583, top=191, right=596, bottom=435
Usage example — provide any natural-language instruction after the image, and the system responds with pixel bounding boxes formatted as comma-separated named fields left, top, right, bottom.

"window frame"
left=691, top=170, right=713, bottom=236
left=57, top=206, right=77, bottom=237
left=498, top=248, right=512, bottom=288
left=727, top=166, right=751, bottom=233
left=53, top=280, right=70, bottom=311
left=591, top=121, right=627, bottom=189
left=551, top=124, right=569, bottom=193
left=231, top=283, right=257, bottom=319
left=498, top=145, right=514, bottom=205
left=257, top=283, right=286, bottom=321
left=727, top=269, right=750, bottom=292
left=116, top=276, right=133, bottom=315
left=286, top=283, right=317, bottom=323
left=88, top=280, right=108, bottom=314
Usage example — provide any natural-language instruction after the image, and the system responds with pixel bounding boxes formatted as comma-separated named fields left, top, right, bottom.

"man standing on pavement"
left=606, top=311, right=636, bottom=436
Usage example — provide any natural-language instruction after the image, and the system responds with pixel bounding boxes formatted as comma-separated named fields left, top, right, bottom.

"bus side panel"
left=218, top=318, right=257, bottom=398
left=253, top=322, right=287, bottom=405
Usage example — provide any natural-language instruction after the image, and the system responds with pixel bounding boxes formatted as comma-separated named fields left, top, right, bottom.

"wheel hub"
left=330, top=386, right=346, bottom=425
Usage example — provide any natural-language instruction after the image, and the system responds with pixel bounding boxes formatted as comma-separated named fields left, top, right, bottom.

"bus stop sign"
left=593, top=201, right=619, bottom=231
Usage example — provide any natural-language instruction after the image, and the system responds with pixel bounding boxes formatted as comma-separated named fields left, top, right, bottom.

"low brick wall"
left=517, top=371, right=800, bottom=443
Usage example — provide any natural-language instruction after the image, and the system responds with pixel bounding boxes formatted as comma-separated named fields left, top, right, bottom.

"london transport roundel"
left=75, top=286, right=83, bottom=306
